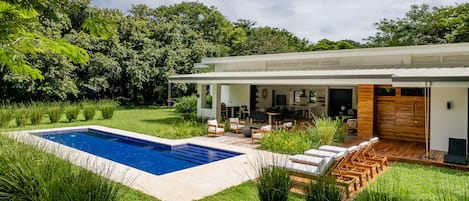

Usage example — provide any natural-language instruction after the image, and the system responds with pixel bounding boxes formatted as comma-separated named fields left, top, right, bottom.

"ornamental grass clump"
left=305, top=177, right=343, bottom=201
left=47, top=104, right=63, bottom=123
left=28, top=103, right=44, bottom=125
left=99, top=100, right=118, bottom=119
left=64, top=103, right=81, bottom=122
left=0, top=107, right=13, bottom=127
left=312, top=115, right=346, bottom=145
left=253, top=157, right=292, bottom=201
left=82, top=101, right=97, bottom=121
left=260, top=129, right=313, bottom=155
left=0, top=135, right=121, bottom=201
left=14, top=106, right=29, bottom=127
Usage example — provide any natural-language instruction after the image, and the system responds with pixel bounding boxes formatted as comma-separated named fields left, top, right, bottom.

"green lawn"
left=2, top=107, right=190, bottom=139
left=198, top=181, right=305, bottom=201
left=355, top=162, right=469, bottom=200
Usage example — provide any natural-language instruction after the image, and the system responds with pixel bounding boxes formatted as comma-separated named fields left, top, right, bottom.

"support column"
left=212, top=84, right=222, bottom=120
left=357, top=84, right=375, bottom=138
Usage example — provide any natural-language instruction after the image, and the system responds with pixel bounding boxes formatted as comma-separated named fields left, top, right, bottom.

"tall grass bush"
left=0, top=135, right=121, bottom=201
left=65, top=103, right=81, bottom=122
left=305, top=177, right=343, bottom=201
left=82, top=101, right=97, bottom=121
left=99, top=100, right=118, bottom=119
left=312, top=116, right=346, bottom=145
left=254, top=157, right=292, bottom=201
left=47, top=104, right=63, bottom=123
left=0, top=107, right=13, bottom=127
left=28, top=103, right=44, bottom=125
left=14, top=106, right=29, bottom=127
left=260, top=129, right=315, bottom=155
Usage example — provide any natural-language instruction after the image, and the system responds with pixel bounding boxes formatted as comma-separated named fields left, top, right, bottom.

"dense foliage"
left=260, top=116, right=345, bottom=155
left=2, top=1, right=469, bottom=104
left=366, top=3, right=469, bottom=46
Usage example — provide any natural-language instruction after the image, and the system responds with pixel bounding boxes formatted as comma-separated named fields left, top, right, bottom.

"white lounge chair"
left=207, top=119, right=224, bottom=136
left=251, top=125, right=272, bottom=144
left=229, top=118, right=245, bottom=134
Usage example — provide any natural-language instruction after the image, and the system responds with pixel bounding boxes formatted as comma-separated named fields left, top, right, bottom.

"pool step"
left=162, top=145, right=239, bottom=165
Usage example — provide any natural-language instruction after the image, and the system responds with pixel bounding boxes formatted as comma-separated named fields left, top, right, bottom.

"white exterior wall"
left=430, top=87, right=468, bottom=151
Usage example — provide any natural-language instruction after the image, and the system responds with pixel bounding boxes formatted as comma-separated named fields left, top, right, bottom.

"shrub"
left=312, top=116, right=346, bottom=145
left=173, top=119, right=207, bottom=138
left=256, top=164, right=292, bottom=201
left=260, top=129, right=314, bottom=155
left=14, top=107, right=29, bottom=127
left=0, top=108, right=13, bottom=127
left=65, top=104, right=81, bottom=122
left=47, top=105, right=63, bottom=123
left=99, top=100, right=118, bottom=119
left=28, top=103, right=44, bottom=125
left=82, top=102, right=97, bottom=121
left=174, top=96, right=197, bottom=114
left=305, top=177, right=343, bottom=201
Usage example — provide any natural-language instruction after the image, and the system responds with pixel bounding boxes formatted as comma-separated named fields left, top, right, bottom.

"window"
left=375, top=88, right=395, bottom=96
left=401, top=88, right=425, bottom=96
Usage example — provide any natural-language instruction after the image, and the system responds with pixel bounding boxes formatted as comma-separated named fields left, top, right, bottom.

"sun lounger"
left=362, top=137, right=388, bottom=168
left=349, top=142, right=380, bottom=177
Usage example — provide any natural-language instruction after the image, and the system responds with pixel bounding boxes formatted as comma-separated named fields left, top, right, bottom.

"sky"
left=91, top=0, right=469, bottom=42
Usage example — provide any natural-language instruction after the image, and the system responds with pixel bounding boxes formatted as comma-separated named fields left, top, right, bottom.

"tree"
left=366, top=3, right=469, bottom=46
left=308, top=39, right=358, bottom=51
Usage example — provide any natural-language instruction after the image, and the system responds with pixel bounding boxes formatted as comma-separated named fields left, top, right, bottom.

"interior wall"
left=221, top=84, right=250, bottom=107
left=253, top=85, right=328, bottom=115
left=430, top=87, right=468, bottom=151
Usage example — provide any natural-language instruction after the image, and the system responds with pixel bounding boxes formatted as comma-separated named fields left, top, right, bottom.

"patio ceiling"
left=169, top=67, right=469, bottom=86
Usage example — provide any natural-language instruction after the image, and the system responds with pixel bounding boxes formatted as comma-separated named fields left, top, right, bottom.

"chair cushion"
left=207, top=119, right=218, bottom=126
left=283, top=161, right=321, bottom=177
left=230, top=124, right=245, bottom=129
left=260, top=125, right=272, bottom=131
left=290, top=154, right=323, bottom=166
left=208, top=127, right=224, bottom=133
left=317, top=157, right=334, bottom=175
left=369, top=137, right=379, bottom=144
left=252, top=133, right=264, bottom=138
left=319, top=145, right=347, bottom=153
left=304, top=149, right=336, bottom=158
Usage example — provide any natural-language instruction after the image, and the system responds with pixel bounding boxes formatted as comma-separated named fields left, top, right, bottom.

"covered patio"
left=169, top=43, right=469, bottom=164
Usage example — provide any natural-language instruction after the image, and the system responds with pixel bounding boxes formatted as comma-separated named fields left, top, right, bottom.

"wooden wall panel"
left=374, top=87, right=426, bottom=142
left=357, top=85, right=374, bottom=138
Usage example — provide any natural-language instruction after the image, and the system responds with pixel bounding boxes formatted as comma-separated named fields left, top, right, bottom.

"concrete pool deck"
left=8, top=126, right=280, bottom=201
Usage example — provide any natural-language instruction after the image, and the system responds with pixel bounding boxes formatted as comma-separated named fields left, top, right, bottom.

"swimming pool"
left=34, top=129, right=241, bottom=175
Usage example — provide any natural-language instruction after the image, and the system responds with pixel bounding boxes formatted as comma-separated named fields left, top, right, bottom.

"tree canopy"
left=1, top=1, right=468, bottom=104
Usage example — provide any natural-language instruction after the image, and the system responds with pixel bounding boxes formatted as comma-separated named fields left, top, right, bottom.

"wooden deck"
left=342, top=137, right=469, bottom=171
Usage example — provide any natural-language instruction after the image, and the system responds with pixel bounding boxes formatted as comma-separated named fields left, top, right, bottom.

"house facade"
left=169, top=43, right=469, bottom=153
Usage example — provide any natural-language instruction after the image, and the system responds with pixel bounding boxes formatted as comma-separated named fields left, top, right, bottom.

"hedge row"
left=0, top=100, right=118, bottom=128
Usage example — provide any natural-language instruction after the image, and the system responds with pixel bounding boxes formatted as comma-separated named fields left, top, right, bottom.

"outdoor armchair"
left=251, top=125, right=272, bottom=144
left=444, top=138, right=468, bottom=165
left=229, top=118, right=245, bottom=134
left=207, top=119, right=225, bottom=136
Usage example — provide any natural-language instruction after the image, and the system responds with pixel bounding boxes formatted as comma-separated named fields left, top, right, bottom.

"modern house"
left=168, top=43, right=469, bottom=153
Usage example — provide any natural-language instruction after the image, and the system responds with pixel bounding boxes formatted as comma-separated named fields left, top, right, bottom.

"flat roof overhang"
left=169, top=67, right=469, bottom=86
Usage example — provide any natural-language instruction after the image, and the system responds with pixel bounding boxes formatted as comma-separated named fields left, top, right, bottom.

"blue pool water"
left=35, top=129, right=241, bottom=175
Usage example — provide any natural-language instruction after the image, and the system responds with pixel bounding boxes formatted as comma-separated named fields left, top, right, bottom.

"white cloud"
left=91, top=0, right=469, bottom=42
